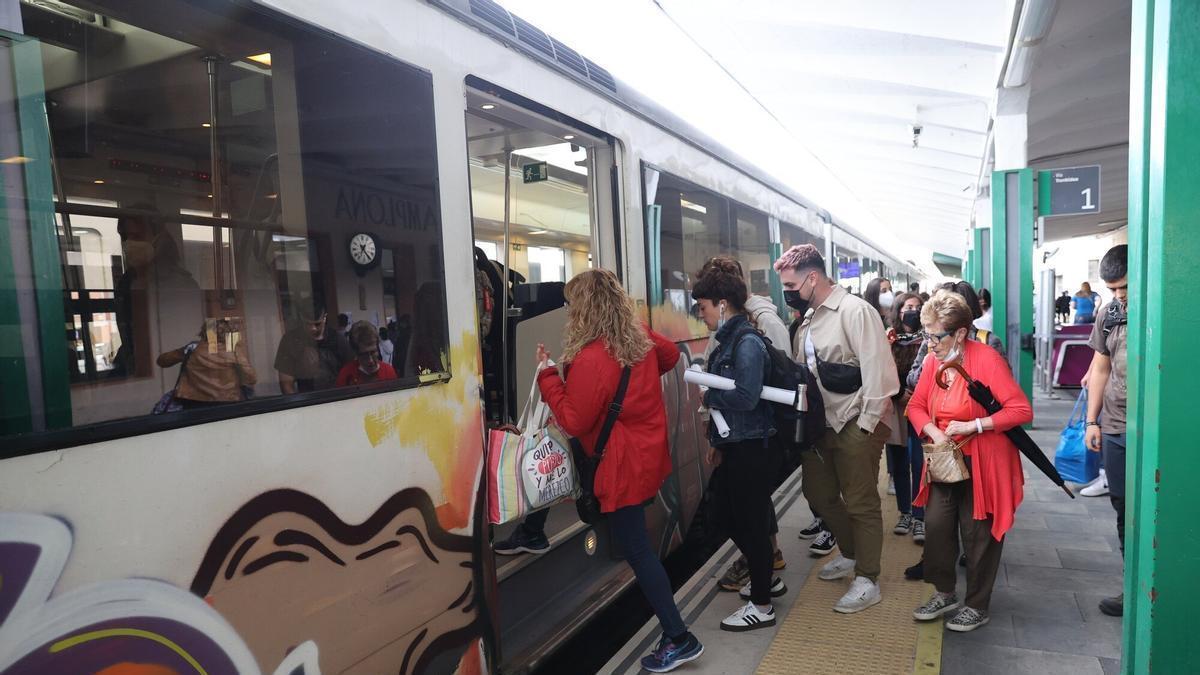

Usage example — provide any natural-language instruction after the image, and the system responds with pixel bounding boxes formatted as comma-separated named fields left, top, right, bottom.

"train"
left=0, top=0, right=919, bottom=673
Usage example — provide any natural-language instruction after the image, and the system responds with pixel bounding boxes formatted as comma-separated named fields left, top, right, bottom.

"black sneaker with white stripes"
left=809, top=529, right=836, bottom=556
left=720, top=601, right=776, bottom=632
left=798, top=517, right=825, bottom=539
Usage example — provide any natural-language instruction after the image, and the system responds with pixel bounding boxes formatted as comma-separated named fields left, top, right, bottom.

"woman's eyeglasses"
left=921, top=330, right=953, bottom=345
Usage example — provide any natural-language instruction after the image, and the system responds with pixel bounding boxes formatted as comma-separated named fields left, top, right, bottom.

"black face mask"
left=901, top=310, right=921, bottom=332
left=785, top=276, right=816, bottom=314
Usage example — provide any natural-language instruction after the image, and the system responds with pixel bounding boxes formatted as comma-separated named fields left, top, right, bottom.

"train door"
left=463, top=82, right=626, bottom=669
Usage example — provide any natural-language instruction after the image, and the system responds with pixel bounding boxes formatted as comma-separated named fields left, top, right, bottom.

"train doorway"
left=463, top=82, right=626, bottom=670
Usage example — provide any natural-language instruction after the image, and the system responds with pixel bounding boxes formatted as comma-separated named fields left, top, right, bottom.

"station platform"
left=601, top=391, right=1124, bottom=674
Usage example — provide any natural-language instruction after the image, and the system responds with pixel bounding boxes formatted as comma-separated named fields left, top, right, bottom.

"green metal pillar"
left=989, top=169, right=1034, bottom=404
left=1124, top=0, right=1200, bottom=671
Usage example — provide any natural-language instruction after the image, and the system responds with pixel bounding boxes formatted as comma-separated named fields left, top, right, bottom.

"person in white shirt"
left=378, top=326, right=395, bottom=366
left=975, top=288, right=994, bottom=331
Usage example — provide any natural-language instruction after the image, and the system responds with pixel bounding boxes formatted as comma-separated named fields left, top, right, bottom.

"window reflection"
left=7, top=0, right=447, bottom=434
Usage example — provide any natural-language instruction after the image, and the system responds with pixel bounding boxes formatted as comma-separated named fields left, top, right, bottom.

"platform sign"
left=1038, top=165, right=1101, bottom=216
left=522, top=161, right=548, bottom=184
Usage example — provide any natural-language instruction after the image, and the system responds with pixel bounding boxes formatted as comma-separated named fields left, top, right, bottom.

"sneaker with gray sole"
left=912, top=592, right=960, bottom=621
left=946, top=606, right=990, bottom=632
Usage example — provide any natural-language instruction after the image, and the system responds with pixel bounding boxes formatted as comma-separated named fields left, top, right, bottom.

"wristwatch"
left=1086, top=421, right=1101, bottom=427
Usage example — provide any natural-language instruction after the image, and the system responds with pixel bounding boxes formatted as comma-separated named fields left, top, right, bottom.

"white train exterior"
left=0, top=1, right=916, bottom=673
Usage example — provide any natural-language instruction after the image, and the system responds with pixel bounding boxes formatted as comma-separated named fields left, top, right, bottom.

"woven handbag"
left=923, top=437, right=971, bottom=483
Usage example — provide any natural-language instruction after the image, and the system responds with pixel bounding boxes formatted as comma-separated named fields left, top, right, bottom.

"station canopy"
left=654, top=0, right=1017, bottom=260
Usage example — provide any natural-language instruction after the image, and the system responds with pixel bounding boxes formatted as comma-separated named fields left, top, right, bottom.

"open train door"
left=462, top=78, right=630, bottom=671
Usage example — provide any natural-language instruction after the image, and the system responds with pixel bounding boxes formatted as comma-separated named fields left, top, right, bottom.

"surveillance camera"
left=912, top=124, right=923, bottom=136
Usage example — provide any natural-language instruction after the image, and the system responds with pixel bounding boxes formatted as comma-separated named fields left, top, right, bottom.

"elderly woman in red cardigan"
left=907, top=290, right=1033, bottom=633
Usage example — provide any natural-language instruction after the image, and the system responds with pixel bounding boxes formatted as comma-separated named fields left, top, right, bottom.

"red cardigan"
left=908, top=339, right=1033, bottom=540
left=538, top=329, right=680, bottom=512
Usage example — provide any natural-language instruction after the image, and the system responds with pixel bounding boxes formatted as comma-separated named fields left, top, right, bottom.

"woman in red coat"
left=907, top=290, right=1032, bottom=633
left=519, top=268, right=702, bottom=672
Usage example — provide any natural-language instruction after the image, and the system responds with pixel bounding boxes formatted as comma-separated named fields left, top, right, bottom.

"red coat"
left=908, top=339, right=1033, bottom=540
left=538, top=329, right=680, bottom=513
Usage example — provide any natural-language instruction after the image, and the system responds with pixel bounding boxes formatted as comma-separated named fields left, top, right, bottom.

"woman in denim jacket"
left=693, top=264, right=783, bottom=633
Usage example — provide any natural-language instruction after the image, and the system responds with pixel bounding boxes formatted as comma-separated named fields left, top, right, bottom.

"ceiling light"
left=562, top=134, right=575, bottom=140
left=0, top=156, right=32, bottom=164
left=528, top=229, right=549, bottom=235
left=481, top=103, right=495, bottom=110
left=246, top=53, right=272, bottom=68
left=207, top=194, right=213, bottom=198
left=93, top=179, right=105, bottom=184
left=680, top=198, right=707, bottom=215
left=265, top=193, right=278, bottom=199
left=202, top=122, right=211, bottom=128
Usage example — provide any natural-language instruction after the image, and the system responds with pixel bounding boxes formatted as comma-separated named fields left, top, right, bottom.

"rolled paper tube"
left=710, top=409, right=731, bottom=437
left=684, top=368, right=804, bottom=410
left=683, top=367, right=735, bottom=390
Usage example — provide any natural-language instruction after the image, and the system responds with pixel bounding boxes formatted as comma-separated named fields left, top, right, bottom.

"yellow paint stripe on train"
left=50, top=627, right=207, bottom=674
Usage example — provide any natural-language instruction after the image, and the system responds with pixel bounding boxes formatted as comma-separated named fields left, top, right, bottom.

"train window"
left=781, top=221, right=826, bottom=259
left=731, top=205, right=771, bottom=297
left=643, top=166, right=731, bottom=338
left=1, top=0, right=445, bottom=441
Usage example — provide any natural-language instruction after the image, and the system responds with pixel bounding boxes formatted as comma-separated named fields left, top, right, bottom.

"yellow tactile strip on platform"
left=756, top=470, right=942, bottom=675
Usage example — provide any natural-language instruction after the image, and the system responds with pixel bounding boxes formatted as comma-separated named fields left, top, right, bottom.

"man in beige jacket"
left=774, top=244, right=900, bottom=613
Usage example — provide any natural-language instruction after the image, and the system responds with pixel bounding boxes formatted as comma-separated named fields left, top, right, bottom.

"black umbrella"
left=936, top=361, right=1076, bottom=499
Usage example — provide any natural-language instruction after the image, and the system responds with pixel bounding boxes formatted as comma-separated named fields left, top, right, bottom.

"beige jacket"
left=793, top=285, right=900, bottom=434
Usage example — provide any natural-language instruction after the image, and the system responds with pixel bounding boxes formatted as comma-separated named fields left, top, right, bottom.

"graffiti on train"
left=0, top=512, right=319, bottom=675
left=192, top=487, right=486, bottom=674
left=363, top=330, right=486, bottom=533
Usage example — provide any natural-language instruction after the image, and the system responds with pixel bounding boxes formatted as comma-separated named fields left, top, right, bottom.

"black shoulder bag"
left=571, top=366, right=632, bottom=524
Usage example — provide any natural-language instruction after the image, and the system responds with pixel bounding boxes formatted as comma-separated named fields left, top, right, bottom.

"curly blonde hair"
left=561, top=268, right=652, bottom=366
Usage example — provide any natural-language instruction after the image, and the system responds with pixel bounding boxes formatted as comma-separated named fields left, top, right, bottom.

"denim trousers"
left=610, top=503, right=687, bottom=639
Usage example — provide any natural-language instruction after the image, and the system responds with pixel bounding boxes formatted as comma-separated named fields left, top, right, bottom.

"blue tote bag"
left=1054, top=391, right=1102, bottom=484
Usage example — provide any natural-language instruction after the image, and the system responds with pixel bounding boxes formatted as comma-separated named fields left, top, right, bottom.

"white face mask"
left=879, top=290, right=895, bottom=310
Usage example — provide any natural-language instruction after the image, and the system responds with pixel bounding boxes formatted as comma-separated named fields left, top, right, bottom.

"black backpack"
left=731, top=326, right=826, bottom=452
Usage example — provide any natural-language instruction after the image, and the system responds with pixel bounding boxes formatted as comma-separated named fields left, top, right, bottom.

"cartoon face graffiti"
left=191, top=488, right=482, bottom=674
left=0, top=513, right=318, bottom=675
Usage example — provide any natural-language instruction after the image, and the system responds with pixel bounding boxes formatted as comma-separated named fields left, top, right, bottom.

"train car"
left=0, top=1, right=917, bottom=673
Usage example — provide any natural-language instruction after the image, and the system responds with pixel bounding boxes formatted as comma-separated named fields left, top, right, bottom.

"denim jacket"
left=703, top=315, right=775, bottom=445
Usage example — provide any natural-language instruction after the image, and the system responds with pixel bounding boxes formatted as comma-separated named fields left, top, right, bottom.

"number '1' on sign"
left=1037, top=165, right=1101, bottom=217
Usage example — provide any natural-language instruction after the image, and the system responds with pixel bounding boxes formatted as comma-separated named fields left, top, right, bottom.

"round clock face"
left=349, top=233, right=377, bottom=267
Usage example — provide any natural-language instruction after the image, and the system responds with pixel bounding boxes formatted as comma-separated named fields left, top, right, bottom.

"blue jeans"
left=907, top=425, right=925, bottom=520
left=610, top=503, right=687, bottom=639
left=887, top=444, right=911, bottom=514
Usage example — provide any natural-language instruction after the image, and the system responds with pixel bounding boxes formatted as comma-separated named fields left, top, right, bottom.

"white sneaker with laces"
left=739, top=576, right=787, bottom=600
left=1080, top=469, right=1110, bottom=497
left=720, top=601, right=776, bottom=632
left=818, top=554, right=856, bottom=580
left=834, top=576, right=882, bottom=614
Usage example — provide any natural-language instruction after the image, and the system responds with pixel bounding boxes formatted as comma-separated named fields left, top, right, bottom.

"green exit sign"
left=522, top=161, right=548, bottom=184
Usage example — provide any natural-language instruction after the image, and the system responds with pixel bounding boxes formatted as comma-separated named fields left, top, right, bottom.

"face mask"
left=879, top=291, right=895, bottom=310
left=901, top=310, right=921, bottom=332
left=936, top=335, right=964, bottom=363
left=784, top=277, right=812, bottom=314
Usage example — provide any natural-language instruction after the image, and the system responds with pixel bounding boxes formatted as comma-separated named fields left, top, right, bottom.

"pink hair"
left=773, top=243, right=824, bottom=274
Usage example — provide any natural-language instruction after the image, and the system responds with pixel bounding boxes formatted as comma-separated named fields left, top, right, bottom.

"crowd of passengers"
left=110, top=209, right=433, bottom=414
left=491, top=242, right=1130, bottom=673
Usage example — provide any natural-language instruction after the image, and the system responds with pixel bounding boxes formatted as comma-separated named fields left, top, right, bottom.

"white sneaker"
left=739, top=577, right=787, bottom=600
left=720, top=601, right=776, bottom=632
left=1080, top=469, right=1109, bottom=497
left=834, top=576, right=882, bottom=614
left=818, top=554, right=856, bottom=580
